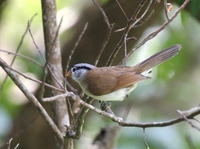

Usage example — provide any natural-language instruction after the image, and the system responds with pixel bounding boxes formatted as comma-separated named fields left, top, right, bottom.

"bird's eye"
left=72, top=67, right=77, bottom=72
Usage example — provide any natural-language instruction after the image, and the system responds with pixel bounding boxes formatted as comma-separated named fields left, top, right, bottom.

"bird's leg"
left=100, top=101, right=115, bottom=115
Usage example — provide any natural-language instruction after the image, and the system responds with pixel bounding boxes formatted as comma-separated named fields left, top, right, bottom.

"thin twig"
left=131, top=0, right=153, bottom=28
left=66, top=23, right=88, bottom=71
left=67, top=92, right=200, bottom=128
left=92, top=0, right=111, bottom=28
left=42, top=92, right=76, bottom=102
left=164, top=0, right=170, bottom=20
left=28, top=19, right=65, bottom=91
left=6, top=138, right=20, bottom=149
left=0, top=49, right=43, bottom=67
left=28, top=21, right=46, bottom=63
left=177, top=110, right=200, bottom=131
left=143, top=128, right=150, bottom=149
left=0, top=14, right=37, bottom=98
left=95, top=24, right=114, bottom=66
left=53, top=16, right=64, bottom=48
left=106, top=0, right=153, bottom=66
left=14, top=144, right=19, bottom=149
left=73, top=98, right=94, bottom=139
left=124, top=34, right=128, bottom=60
left=121, top=0, right=190, bottom=64
left=193, top=118, right=200, bottom=123
left=92, top=0, right=114, bottom=66
left=114, top=1, right=154, bottom=31
left=115, top=0, right=128, bottom=21
left=66, top=97, right=95, bottom=139
left=131, top=0, right=148, bottom=22
left=0, top=58, right=64, bottom=142
left=38, top=65, right=47, bottom=100
left=4, top=64, right=65, bottom=92
left=133, top=10, right=155, bottom=28
left=29, top=30, right=65, bottom=92
left=28, top=20, right=48, bottom=100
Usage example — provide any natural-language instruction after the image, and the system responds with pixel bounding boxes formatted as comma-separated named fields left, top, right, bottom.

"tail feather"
left=134, top=44, right=181, bottom=73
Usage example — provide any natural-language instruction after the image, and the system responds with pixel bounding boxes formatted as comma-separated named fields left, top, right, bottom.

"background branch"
left=0, top=58, right=63, bottom=142
left=0, top=14, right=36, bottom=98
left=41, top=0, right=70, bottom=148
left=121, top=0, right=190, bottom=64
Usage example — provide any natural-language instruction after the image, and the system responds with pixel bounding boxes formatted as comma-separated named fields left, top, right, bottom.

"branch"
left=66, top=23, right=88, bottom=71
left=177, top=110, right=200, bottom=131
left=41, top=0, right=69, bottom=142
left=7, top=138, right=19, bottom=149
left=92, top=0, right=115, bottom=66
left=0, top=14, right=37, bottom=97
left=143, top=129, right=150, bottom=149
left=106, top=0, right=153, bottom=66
left=119, top=107, right=200, bottom=128
left=121, top=0, right=190, bottom=64
left=0, top=49, right=43, bottom=67
left=1, top=64, right=65, bottom=92
left=0, top=58, right=64, bottom=142
left=65, top=92, right=200, bottom=128
left=92, top=0, right=111, bottom=28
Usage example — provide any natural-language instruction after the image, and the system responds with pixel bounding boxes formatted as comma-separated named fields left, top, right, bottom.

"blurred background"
left=0, top=0, right=200, bottom=148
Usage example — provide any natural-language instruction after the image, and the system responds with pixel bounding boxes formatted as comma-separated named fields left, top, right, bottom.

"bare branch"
left=95, top=24, right=114, bottom=66
left=92, top=0, right=115, bottom=66
left=7, top=138, right=18, bottom=149
left=73, top=98, right=94, bottom=139
left=66, top=23, right=88, bottom=71
left=164, top=0, right=170, bottom=20
left=106, top=0, right=154, bottom=66
left=133, top=10, right=155, bottom=28
left=131, top=0, right=153, bottom=28
left=0, top=49, right=43, bottom=67
left=0, top=14, right=37, bottom=98
left=115, top=0, right=128, bottom=21
left=14, top=144, right=20, bottom=149
left=2, top=64, right=65, bottom=92
left=28, top=21, right=46, bottom=63
left=28, top=21, right=65, bottom=91
left=66, top=92, right=200, bottom=128
left=119, top=107, right=200, bottom=128
left=143, top=129, right=150, bottom=149
left=42, top=92, right=76, bottom=102
left=131, top=0, right=148, bottom=22
left=7, top=138, right=20, bottom=149
left=177, top=110, right=200, bottom=131
left=41, top=1, right=69, bottom=145
left=121, top=0, right=190, bottom=64
left=92, top=0, right=111, bottom=28
left=0, top=58, right=64, bottom=142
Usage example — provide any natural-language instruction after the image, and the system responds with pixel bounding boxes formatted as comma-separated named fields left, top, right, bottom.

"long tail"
left=133, top=44, right=181, bottom=73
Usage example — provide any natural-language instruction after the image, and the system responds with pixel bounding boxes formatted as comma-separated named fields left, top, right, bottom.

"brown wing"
left=84, top=67, right=147, bottom=95
left=84, top=68, right=118, bottom=95
left=112, top=71, right=147, bottom=91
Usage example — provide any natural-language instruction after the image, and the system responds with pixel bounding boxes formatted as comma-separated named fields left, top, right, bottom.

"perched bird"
left=67, top=44, right=181, bottom=101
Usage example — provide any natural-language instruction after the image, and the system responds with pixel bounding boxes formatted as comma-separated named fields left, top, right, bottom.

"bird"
left=67, top=44, right=181, bottom=101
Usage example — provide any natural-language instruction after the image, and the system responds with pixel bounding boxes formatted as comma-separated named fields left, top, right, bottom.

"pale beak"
left=67, top=70, right=71, bottom=77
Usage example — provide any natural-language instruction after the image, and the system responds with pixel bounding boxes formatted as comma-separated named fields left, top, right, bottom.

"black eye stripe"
left=72, top=66, right=92, bottom=71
